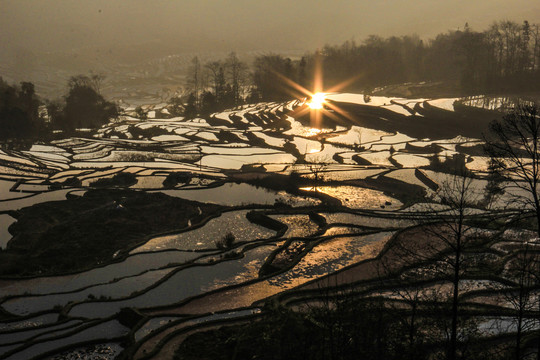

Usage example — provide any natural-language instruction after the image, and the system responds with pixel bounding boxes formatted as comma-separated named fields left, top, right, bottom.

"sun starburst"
left=308, top=92, right=326, bottom=109
left=272, top=52, right=365, bottom=129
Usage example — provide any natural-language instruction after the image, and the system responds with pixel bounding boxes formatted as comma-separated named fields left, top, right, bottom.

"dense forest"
left=311, top=20, right=540, bottom=94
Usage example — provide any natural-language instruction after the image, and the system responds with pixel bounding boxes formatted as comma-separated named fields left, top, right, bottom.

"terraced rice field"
left=0, top=94, right=532, bottom=359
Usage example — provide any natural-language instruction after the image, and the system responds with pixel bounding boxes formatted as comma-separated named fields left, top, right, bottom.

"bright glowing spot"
left=308, top=92, right=326, bottom=109
left=306, top=128, right=322, bottom=136
left=308, top=148, right=320, bottom=154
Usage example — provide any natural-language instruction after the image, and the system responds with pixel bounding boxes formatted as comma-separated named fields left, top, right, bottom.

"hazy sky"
left=2, top=0, right=540, bottom=55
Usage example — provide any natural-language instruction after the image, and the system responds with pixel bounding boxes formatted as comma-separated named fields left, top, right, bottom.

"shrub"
left=163, top=172, right=191, bottom=188
left=135, top=106, right=148, bottom=120
left=215, top=232, right=235, bottom=250
left=90, top=172, right=138, bottom=188
left=128, top=125, right=169, bottom=139
left=120, top=152, right=154, bottom=162
left=62, top=177, right=82, bottom=187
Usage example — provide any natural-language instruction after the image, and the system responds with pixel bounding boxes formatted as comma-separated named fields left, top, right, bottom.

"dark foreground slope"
left=2, top=190, right=222, bottom=276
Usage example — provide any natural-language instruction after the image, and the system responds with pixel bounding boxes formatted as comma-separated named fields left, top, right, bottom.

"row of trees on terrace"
left=247, top=20, right=540, bottom=101
left=174, top=19, right=539, bottom=114
left=176, top=52, right=249, bottom=118
left=321, top=20, right=540, bottom=93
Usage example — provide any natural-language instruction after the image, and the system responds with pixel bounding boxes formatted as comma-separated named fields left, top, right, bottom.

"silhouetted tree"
left=205, top=60, right=225, bottom=101
left=485, top=104, right=540, bottom=236
left=187, top=56, right=203, bottom=108
left=46, top=100, right=70, bottom=132
left=135, top=106, right=148, bottom=120
left=0, top=78, right=45, bottom=141
left=183, top=93, right=197, bottom=119
left=253, top=54, right=297, bottom=101
left=502, top=240, right=540, bottom=360
left=385, top=165, right=482, bottom=360
left=167, top=96, right=184, bottom=116
left=289, top=19, right=540, bottom=95
left=49, top=75, right=118, bottom=132
left=305, top=155, right=328, bottom=192
left=199, top=91, right=218, bottom=115
left=226, top=52, right=248, bottom=105
left=429, top=168, right=484, bottom=360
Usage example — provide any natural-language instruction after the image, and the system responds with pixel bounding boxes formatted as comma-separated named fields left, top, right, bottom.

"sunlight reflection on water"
left=300, top=186, right=401, bottom=209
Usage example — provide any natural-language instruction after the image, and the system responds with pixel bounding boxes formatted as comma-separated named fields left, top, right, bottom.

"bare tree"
left=375, top=261, right=430, bottom=360
left=205, top=60, right=225, bottom=100
left=485, top=104, right=540, bottom=237
left=503, top=240, right=540, bottom=360
left=532, top=24, right=540, bottom=72
left=374, top=167, right=483, bottom=360
left=226, top=52, right=248, bottom=106
left=430, top=167, right=484, bottom=360
left=487, top=21, right=528, bottom=77
left=305, top=155, right=328, bottom=191
left=387, top=166, right=482, bottom=360
left=87, top=72, right=105, bottom=94
left=187, top=56, right=203, bottom=107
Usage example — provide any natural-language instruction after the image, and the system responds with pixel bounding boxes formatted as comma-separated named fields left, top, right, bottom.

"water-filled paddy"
left=322, top=212, right=417, bottom=228
left=268, top=214, right=320, bottom=238
left=201, top=153, right=296, bottom=169
left=0, top=189, right=72, bottom=212
left=131, top=210, right=276, bottom=253
left=0, top=251, right=203, bottom=298
left=2, top=321, right=128, bottom=360
left=69, top=245, right=277, bottom=318
left=266, top=231, right=395, bottom=290
left=301, top=186, right=402, bottom=210
left=2, top=268, right=176, bottom=315
left=159, top=183, right=319, bottom=207
left=0, top=179, right=36, bottom=201
left=0, top=93, right=513, bottom=357
left=47, top=343, right=123, bottom=360
left=0, top=319, right=83, bottom=346
left=392, top=153, right=431, bottom=167
left=0, top=314, right=59, bottom=332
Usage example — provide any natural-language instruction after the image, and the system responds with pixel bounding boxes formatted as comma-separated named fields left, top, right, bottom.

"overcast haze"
left=2, top=0, right=540, bottom=55
left=1, top=0, right=540, bottom=98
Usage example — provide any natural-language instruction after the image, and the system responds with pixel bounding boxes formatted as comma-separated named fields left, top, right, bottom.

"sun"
left=308, top=92, right=326, bottom=109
